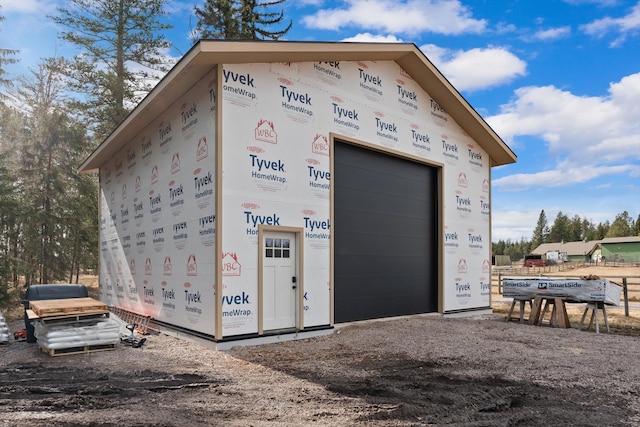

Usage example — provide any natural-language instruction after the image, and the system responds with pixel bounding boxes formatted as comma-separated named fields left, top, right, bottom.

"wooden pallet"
left=30, top=298, right=108, bottom=317
left=40, top=343, right=116, bottom=357
left=27, top=310, right=110, bottom=325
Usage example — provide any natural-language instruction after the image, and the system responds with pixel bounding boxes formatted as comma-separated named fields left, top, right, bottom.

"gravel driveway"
left=2, top=307, right=640, bottom=426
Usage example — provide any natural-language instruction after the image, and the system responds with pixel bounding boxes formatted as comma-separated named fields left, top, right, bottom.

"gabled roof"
left=79, top=40, right=517, bottom=173
left=531, top=241, right=600, bottom=256
left=600, top=236, right=640, bottom=244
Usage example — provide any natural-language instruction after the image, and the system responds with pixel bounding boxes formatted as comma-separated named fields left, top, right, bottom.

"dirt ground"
left=2, top=266, right=640, bottom=426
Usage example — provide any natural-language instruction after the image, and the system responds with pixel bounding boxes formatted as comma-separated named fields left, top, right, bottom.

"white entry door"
left=263, top=231, right=297, bottom=331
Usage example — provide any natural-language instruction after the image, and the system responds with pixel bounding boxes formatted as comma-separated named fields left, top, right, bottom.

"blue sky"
left=2, top=0, right=640, bottom=242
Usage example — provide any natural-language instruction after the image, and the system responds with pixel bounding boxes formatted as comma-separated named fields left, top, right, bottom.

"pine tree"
left=0, top=9, right=19, bottom=92
left=49, top=0, right=173, bottom=141
left=568, top=215, right=583, bottom=241
left=633, top=214, right=640, bottom=236
left=194, top=0, right=240, bottom=39
left=595, top=221, right=610, bottom=240
left=0, top=101, right=26, bottom=294
left=194, top=0, right=291, bottom=41
left=0, top=145, right=19, bottom=302
left=492, top=239, right=506, bottom=256
left=531, top=209, right=549, bottom=249
left=607, top=211, right=633, bottom=237
left=238, top=0, right=292, bottom=40
left=581, top=217, right=596, bottom=241
left=549, top=211, right=571, bottom=243
left=1, top=59, right=98, bottom=286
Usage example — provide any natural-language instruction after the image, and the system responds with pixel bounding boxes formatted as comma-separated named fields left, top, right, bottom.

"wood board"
left=27, top=308, right=109, bottom=325
left=39, top=343, right=116, bottom=357
left=29, top=298, right=108, bottom=317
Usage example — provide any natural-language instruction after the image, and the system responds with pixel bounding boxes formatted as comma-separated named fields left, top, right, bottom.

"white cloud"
left=581, top=2, right=640, bottom=44
left=495, top=22, right=517, bottom=34
left=490, top=75, right=640, bottom=155
left=492, top=204, right=621, bottom=242
left=302, top=0, right=487, bottom=36
left=1, top=0, right=47, bottom=13
left=491, top=209, right=541, bottom=241
left=532, top=26, right=572, bottom=41
left=586, top=135, right=640, bottom=163
left=488, top=72, right=640, bottom=190
left=342, top=33, right=404, bottom=43
left=1, top=2, right=65, bottom=71
left=296, top=0, right=325, bottom=5
left=419, top=43, right=450, bottom=61
left=563, top=0, right=621, bottom=6
left=165, top=0, right=194, bottom=15
left=489, top=86, right=614, bottom=148
left=493, top=164, right=639, bottom=191
left=420, top=44, right=527, bottom=92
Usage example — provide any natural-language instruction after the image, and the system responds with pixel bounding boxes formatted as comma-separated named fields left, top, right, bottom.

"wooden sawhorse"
left=580, top=301, right=609, bottom=333
left=528, top=296, right=570, bottom=328
left=506, top=297, right=533, bottom=323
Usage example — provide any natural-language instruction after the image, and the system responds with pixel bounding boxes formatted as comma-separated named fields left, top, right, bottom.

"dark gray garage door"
left=334, top=142, right=438, bottom=323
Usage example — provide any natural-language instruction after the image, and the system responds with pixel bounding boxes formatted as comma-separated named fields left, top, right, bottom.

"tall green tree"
left=194, top=0, right=240, bottom=39
left=492, top=238, right=530, bottom=261
left=492, top=239, right=506, bottom=256
left=607, top=211, right=633, bottom=237
left=595, top=220, right=610, bottom=240
left=0, top=59, right=97, bottom=286
left=582, top=217, right=597, bottom=241
left=0, top=101, right=35, bottom=296
left=238, top=0, right=291, bottom=40
left=549, top=211, right=571, bottom=243
left=0, top=8, right=19, bottom=91
left=18, top=60, right=73, bottom=283
left=530, top=209, right=549, bottom=249
left=0, top=11, right=22, bottom=301
left=633, top=214, right=640, bottom=236
left=0, top=145, right=20, bottom=302
left=50, top=0, right=173, bottom=141
left=568, top=214, right=584, bottom=242
left=65, top=173, right=99, bottom=283
left=194, top=0, right=291, bottom=41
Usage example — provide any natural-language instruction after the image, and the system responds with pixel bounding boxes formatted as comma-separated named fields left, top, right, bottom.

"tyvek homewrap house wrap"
left=79, top=41, right=516, bottom=343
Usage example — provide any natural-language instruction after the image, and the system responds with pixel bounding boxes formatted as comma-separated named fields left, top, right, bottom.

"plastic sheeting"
left=502, top=277, right=622, bottom=306
left=0, top=311, right=9, bottom=343
left=34, top=318, right=121, bottom=350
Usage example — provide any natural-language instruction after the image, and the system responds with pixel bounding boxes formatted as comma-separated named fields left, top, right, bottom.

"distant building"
left=492, top=255, right=512, bottom=266
left=599, top=236, right=640, bottom=264
left=530, top=237, right=640, bottom=265
left=530, top=241, right=600, bottom=263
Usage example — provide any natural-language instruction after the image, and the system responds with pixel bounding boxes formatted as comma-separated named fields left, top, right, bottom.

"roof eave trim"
left=78, top=40, right=516, bottom=173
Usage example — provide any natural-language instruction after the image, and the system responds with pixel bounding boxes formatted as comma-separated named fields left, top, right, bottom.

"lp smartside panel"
left=334, top=142, right=438, bottom=323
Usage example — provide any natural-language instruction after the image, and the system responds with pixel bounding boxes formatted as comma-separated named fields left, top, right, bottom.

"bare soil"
left=2, top=266, right=640, bottom=426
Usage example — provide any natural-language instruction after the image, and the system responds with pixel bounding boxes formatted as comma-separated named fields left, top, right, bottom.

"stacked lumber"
left=29, top=298, right=120, bottom=356
left=502, top=277, right=622, bottom=305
